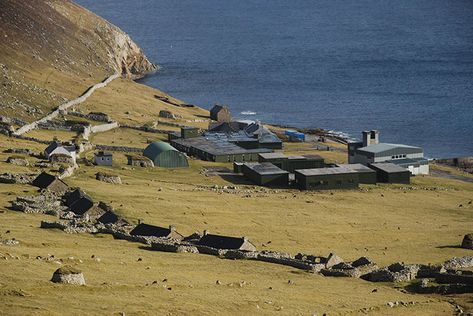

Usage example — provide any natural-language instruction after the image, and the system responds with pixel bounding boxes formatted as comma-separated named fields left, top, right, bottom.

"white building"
left=44, top=141, right=77, bottom=164
left=348, top=130, right=429, bottom=175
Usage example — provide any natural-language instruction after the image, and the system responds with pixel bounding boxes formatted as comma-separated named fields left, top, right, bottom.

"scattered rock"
left=95, top=172, right=122, bottom=185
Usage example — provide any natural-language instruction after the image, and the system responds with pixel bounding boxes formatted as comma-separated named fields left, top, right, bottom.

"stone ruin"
left=95, top=172, right=122, bottom=184
left=6, top=180, right=473, bottom=294
left=6, top=156, right=29, bottom=166
left=462, top=233, right=473, bottom=250
left=0, top=172, right=37, bottom=184
left=127, top=155, right=154, bottom=168
left=51, top=266, right=86, bottom=285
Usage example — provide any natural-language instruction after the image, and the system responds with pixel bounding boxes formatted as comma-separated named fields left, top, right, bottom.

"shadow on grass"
left=436, top=245, right=464, bottom=249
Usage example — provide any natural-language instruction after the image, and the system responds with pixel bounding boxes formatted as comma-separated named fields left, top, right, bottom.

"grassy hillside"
left=0, top=0, right=156, bottom=123
left=1, top=135, right=473, bottom=315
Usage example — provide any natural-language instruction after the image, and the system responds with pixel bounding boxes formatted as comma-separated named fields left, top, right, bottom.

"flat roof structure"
left=173, top=137, right=271, bottom=156
left=241, top=162, right=289, bottom=187
left=243, top=162, right=289, bottom=175
left=295, top=167, right=357, bottom=176
left=369, top=162, right=409, bottom=173
left=336, top=163, right=375, bottom=172
left=258, top=152, right=287, bottom=160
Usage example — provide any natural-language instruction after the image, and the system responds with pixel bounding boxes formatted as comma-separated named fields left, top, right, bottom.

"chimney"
left=362, top=130, right=379, bottom=147
left=138, top=218, right=144, bottom=224
left=203, top=230, right=208, bottom=236
left=169, top=225, right=176, bottom=232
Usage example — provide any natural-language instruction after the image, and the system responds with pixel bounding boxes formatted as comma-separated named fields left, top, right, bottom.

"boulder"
left=51, top=266, right=86, bottom=285
left=462, top=234, right=473, bottom=250
left=159, top=110, right=176, bottom=119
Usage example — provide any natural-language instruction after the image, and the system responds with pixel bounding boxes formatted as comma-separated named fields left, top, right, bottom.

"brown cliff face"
left=0, top=0, right=157, bottom=121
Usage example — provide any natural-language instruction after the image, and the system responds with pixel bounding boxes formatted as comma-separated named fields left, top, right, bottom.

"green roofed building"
left=143, top=141, right=189, bottom=168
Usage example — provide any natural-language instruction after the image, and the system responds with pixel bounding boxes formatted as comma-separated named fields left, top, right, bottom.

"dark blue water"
left=77, top=0, right=473, bottom=158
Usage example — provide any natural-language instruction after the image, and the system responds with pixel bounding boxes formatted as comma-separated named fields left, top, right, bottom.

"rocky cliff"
left=0, top=0, right=157, bottom=122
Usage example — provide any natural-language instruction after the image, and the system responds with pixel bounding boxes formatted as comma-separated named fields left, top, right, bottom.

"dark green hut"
left=143, top=141, right=189, bottom=168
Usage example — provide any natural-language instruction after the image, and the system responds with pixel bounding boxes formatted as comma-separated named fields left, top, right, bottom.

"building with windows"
left=348, top=130, right=428, bottom=175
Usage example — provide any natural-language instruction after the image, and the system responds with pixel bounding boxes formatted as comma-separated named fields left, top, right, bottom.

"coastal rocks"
left=461, top=234, right=473, bottom=250
left=95, top=172, right=122, bottom=184
left=51, top=266, right=86, bottom=285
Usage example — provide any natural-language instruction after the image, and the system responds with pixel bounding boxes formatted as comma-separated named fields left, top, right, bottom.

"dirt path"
left=430, top=169, right=473, bottom=184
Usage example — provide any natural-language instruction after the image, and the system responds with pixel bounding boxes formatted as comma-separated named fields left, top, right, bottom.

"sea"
left=76, top=0, right=473, bottom=158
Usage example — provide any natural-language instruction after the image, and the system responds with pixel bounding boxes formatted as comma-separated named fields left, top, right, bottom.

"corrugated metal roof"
left=336, top=163, right=376, bottom=173
left=356, top=143, right=422, bottom=155
left=369, top=162, right=409, bottom=173
left=243, top=162, right=289, bottom=175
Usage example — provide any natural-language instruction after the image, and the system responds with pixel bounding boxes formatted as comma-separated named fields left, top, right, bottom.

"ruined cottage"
left=129, top=223, right=184, bottom=240
left=32, top=172, right=68, bottom=193
left=197, top=231, right=257, bottom=251
left=210, top=104, right=231, bottom=122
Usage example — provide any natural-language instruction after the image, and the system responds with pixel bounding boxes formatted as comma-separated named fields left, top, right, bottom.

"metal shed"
left=143, top=141, right=189, bottom=168
left=368, top=162, right=411, bottom=184
left=241, top=162, right=289, bottom=187
left=294, top=167, right=359, bottom=190
left=336, top=164, right=377, bottom=184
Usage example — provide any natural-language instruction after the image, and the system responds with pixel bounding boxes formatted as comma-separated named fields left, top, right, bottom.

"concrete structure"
left=258, top=153, right=324, bottom=172
left=241, top=162, right=289, bottom=187
left=31, top=172, right=68, bottom=193
left=210, top=104, right=231, bottom=122
left=336, top=164, right=377, bottom=184
left=94, top=151, right=113, bottom=166
left=348, top=130, right=428, bottom=175
left=294, top=167, right=359, bottom=190
left=369, top=162, right=411, bottom=184
left=143, top=141, right=189, bottom=168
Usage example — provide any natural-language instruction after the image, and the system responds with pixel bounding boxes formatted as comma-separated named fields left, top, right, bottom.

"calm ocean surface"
left=77, top=0, right=473, bottom=158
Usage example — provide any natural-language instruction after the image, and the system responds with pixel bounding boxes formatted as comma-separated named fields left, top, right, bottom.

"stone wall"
left=13, top=74, right=119, bottom=136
